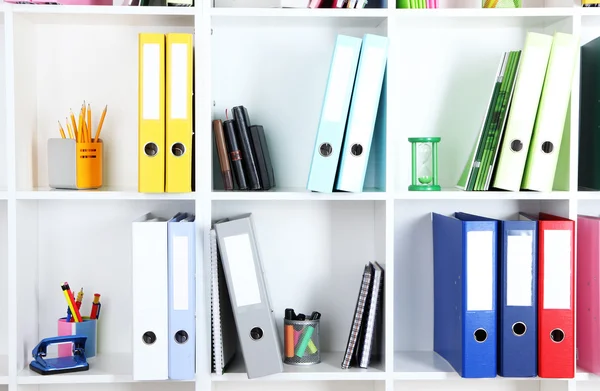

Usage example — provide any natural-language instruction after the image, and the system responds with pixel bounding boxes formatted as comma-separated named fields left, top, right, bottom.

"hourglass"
left=408, top=137, right=441, bottom=191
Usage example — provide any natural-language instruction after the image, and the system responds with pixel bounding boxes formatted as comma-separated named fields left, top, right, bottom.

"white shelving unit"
left=1, top=1, right=599, bottom=391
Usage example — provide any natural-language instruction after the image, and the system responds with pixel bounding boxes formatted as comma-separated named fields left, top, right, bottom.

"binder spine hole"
left=144, top=142, right=159, bottom=157
left=171, top=142, right=186, bottom=157
left=473, top=328, right=487, bottom=343
left=142, top=331, right=157, bottom=345
left=319, top=143, right=332, bottom=157
left=250, top=327, right=264, bottom=341
left=550, top=328, right=565, bottom=343
left=510, top=139, right=523, bottom=152
left=350, top=143, right=363, bottom=157
left=174, top=330, right=189, bottom=344
left=512, top=322, right=527, bottom=336
left=541, top=141, right=554, bottom=154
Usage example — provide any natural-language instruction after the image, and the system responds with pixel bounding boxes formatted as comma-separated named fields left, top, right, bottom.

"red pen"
left=90, top=293, right=101, bottom=320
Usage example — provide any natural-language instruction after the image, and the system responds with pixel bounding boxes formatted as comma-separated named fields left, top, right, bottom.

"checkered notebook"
left=341, top=264, right=373, bottom=369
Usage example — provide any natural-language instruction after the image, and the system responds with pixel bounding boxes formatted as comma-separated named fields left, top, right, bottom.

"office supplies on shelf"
left=213, top=120, right=234, bottom=191
left=284, top=316, right=321, bottom=365
left=214, top=214, right=283, bottom=379
left=342, top=264, right=372, bottom=369
left=211, top=229, right=237, bottom=375
left=583, top=0, right=600, bottom=6
left=48, top=138, right=103, bottom=190
left=307, top=34, right=362, bottom=193
left=579, top=35, right=600, bottom=190
left=249, top=125, right=275, bottom=191
left=61, top=282, right=82, bottom=323
left=397, top=0, right=438, bottom=7
left=493, top=32, right=553, bottom=192
left=458, top=50, right=521, bottom=192
left=90, top=293, right=101, bottom=320
left=432, top=212, right=497, bottom=378
left=215, top=0, right=310, bottom=6
left=29, top=336, right=90, bottom=375
left=139, top=33, right=166, bottom=193
left=522, top=213, right=575, bottom=378
left=357, top=262, right=383, bottom=368
left=167, top=212, right=196, bottom=380
left=521, top=33, right=577, bottom=192
left=132, top=213, right=169, bottom=380
left=483, top=0, right=521, bottom=7
left=408, top=137, right=440, bottom=191
left=58, top=317, right=97, bottom=358
left=58, top=101, right=106, bottom=144
left=232, top=106, right=261, bottom=190
left=335, top=34, right=388, bottom=193
left=166, top=33, right=194, bottom=193
left=576, top=215, right=600, bottom=375
left=498, top=215, right=538, bottom=377
left=222, top=114, right=248, bottom=190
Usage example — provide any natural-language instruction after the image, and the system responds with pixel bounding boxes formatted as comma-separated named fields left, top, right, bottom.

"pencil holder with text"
left=283, top=318, right=320, bottom=365
left=57, top=317, right=97, bottom=358
left=48, top=138, right=103, bottom=190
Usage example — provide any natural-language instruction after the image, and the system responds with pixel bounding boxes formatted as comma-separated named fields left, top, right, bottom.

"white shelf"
left=394, top=190, right=572, bottom=200
left=213, top=352, right=385, bottom=382
left=18, top=353, right=143, bottom=384
left=211, top=188, right=387, bottom=201
left=0, top=355, right=7, bottom=384
left=15, top=187, right=195, bottom=200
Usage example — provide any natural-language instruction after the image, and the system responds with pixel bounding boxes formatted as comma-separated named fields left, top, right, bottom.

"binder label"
left=543, top=230, right=571, bottom=309
left=466, top=230, right=494, bottom=311
left=323, top=46, right=355, bottom=123
left=223, top=233, right=261, bottom=307
left=506, top=233, right=533, bottom=306
left=350, top=46, right=386, bottom=138
left=142, top=43, right=161, bottom=121
left=173, top=236, right=189, bottom=311
left=170, top=43, right=188, bottom=120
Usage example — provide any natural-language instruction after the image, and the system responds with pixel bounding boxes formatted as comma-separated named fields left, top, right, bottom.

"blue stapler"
left=29, top=336, right=90, bottom=375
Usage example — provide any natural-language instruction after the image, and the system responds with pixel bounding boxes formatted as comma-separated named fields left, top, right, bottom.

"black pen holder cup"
left=283, top=318, right=321, bottom=365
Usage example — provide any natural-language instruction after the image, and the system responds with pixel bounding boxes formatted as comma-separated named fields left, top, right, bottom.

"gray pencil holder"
left=283, top=319, right=320, bottom=365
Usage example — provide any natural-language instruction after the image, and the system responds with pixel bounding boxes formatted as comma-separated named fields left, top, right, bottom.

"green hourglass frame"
left=409, top=137, right=441, bottom=191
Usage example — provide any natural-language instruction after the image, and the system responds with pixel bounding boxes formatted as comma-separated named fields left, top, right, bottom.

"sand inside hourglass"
left=417, top=143, right=433, bottom=185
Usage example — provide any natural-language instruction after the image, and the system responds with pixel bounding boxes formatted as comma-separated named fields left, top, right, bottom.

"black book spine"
left=232, top=106, right=261, bottom=190
left=223, top=119, right=248, bottom=190
left=250, top=125, right=276, bottom=190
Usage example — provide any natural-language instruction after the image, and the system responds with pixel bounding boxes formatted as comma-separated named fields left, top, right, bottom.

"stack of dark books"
left=212, top=106, right=276, bottom=191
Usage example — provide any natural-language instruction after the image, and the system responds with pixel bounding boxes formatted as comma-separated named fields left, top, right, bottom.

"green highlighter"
left=295, top=312, right=321, bottom=358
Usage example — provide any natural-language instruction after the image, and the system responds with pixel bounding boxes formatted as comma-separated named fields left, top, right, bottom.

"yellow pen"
left=87, top=103, right=92, bottom=143
left=66, top=120, right=74, bottom=139
left=70, top=110, right=78, bottom=142
left=94, top=105, right=107, bottom=143
left=61, top=283, right=81, bottom=322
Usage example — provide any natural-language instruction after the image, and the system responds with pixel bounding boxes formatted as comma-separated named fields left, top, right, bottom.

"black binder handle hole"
left=172, top=142, right=185, bottom=157
left=319, top=143, right=332, bottom=157
left=550, top=328, right=565, bottom=343
left=142, top=331, right=157, bottom=345
left=510, top=139, right=523, bottom=152
left=541, top=141, right=554, bottom=154
left=175, top=330, right=188, bottom=344
left=250, top=327, right=263, bottom=341
left=474, top=328, right=487, bottom=343
left=144, top=142, right=158, bottom=157
left=512, top=322, right=527, bottom=336
left=351, top=143, right=363, bottom=157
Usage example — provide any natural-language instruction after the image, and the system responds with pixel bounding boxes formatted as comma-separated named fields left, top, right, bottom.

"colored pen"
left=66, top=307, right=72, bottom=322
left=75, top=288, right=84, bottom=310
left=61, top=282, right=82, bottom=322
left=90, top=293, right=101, bottom=320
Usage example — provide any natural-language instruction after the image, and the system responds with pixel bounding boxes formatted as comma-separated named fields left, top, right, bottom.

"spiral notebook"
left=210, top=229, right=237, bottom=375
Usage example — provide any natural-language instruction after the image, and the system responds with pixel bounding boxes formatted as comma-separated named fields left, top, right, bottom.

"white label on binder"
left=466, top=231, right=493, bottom=311
left=223, top=234, right=261, bottom=307
left=170, top=43, right=188, bottom=120
left=543, top=230, right=571, bottom=309
left=323, top=45, right=354, bottom=123
left=142, top=43, right=160, bottom=121
left=349, top=46, right=385, bottom=137
left=173, top=236, right=189, bottom=310
left=507, top=234, right=533, bottom=306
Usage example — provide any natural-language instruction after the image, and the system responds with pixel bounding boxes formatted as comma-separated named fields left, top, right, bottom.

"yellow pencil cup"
left=48, top=138, right=103, bottom=190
